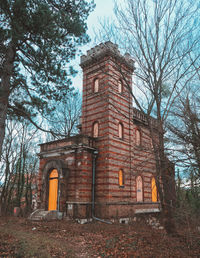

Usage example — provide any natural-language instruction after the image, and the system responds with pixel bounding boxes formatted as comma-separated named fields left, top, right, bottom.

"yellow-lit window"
left=93, top=122, right=99, bottom=137
left=119, top=169, right=124, bottom=187
left=152, top=177, right=158, bottom=202
left=119, top=123, right=123, bottom=139
left=94, top=78, right=99, bottom=93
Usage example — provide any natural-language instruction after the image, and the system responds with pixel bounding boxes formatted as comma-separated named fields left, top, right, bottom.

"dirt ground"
left=0, top=217, right=199, bottom=257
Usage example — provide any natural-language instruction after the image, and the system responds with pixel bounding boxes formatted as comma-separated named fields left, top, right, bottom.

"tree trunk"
left=158, top=125, right=177, bottom=235
left=0, top=44, right=16, bottom=158
left=161, top=166, right=176, bottom=234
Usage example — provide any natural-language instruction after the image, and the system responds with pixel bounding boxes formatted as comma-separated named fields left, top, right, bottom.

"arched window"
left=150, top=139, right=153, bottom=149
left=119, top=169, right=124, bottom=187
left=118, top=79, right=123, bottom=93
left=152, top=177, right=158, bottom=202
left=118, top=123, right=123, bottom=139
left=136, top=129, right=141, bottom=146
left=93, top=122, right=99, bottom=138
left=94, top=78, right=99, bottom=93
left=136, top=176, right=143, bottom=202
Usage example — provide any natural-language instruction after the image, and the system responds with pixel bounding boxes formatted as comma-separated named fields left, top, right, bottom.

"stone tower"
left=80, top=42, right=136, bottom=217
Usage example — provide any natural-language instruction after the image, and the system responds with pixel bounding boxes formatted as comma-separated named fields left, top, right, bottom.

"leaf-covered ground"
left=0, top=217, right=199, bottom=257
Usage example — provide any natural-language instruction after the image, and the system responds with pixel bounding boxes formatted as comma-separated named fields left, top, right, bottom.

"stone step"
left=29, top=209, right=63, bottom=221
left=31, top=216, right=43, bottom=221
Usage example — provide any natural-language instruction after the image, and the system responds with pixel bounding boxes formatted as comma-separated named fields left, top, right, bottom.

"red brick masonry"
left=37, top=42, right=160, bottom=219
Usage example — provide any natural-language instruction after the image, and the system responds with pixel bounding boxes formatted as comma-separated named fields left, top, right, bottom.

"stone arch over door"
left=41, top=160, right=69, bottom=211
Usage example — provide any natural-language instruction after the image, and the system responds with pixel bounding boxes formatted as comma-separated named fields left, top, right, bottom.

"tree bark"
left=0, top=44, right=16, bottom=159
left=158, top=123, right=177, bottom=234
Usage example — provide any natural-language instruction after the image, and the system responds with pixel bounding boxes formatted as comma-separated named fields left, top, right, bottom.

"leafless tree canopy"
left=97, top=0, right=200, bottom=119
left=45, top=91, right=82, bottom=140
left=95, top=0, right=200, bottom=234
left=0, top=119, right=39, bottom=215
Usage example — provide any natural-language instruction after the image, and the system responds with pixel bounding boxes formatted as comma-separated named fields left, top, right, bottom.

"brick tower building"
left=36, top=42, right=160, bottom=221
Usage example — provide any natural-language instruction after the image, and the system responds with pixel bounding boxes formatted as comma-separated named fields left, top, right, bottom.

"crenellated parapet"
left=80, top=41, right=135, bottom=71
left=133, top=107, right=158, bottom=128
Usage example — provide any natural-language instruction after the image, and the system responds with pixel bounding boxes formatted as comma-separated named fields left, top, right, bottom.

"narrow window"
left=136, top=129, right=141, bottom=146
left=118, top=123, right=123, bottom=139
left=152, top=177, right=158, bottom=202
left=150, top=139, right=153, bottom=149
left=94, top=78, right=99, bottom=93
left=119, top=169, right=124, bottom=187
left=136, top=176, right=143, bottom=202
left=93, top=122, right=99, bottom=137
left=118, top=79, right=123, bottom=93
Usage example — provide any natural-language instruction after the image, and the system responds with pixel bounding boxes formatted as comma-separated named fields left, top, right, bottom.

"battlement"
left=80, top=41, right=135, bottom=71
left=133, top=107, right=158, bottom=128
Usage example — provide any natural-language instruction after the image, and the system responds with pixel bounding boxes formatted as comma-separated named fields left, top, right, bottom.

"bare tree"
left=45, top=90, right=82, bottom=140
left=96, top=0, right=200, bottom=234
left=0, top=119, right=38, bottom=215
left=168, top=93, right=200, bottom=180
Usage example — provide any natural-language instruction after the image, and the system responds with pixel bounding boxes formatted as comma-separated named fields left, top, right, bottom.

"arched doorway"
left=48, top=169, right=59, bottom=210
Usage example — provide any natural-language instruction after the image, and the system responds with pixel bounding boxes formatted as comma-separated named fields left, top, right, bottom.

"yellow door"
left=152, top=177, right=158, bottom=202
left=48, top=169, right=58, bottom=211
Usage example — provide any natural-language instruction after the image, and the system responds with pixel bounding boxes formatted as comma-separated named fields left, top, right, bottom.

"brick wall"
left=80, top=42, right=157, bottom=218
left=37, top=136, right=95, bottom=217
left=37, top=42, right=160, bottom=219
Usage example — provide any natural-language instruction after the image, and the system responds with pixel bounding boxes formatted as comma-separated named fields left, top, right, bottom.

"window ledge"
left=113, top=136, right=127, bottom=142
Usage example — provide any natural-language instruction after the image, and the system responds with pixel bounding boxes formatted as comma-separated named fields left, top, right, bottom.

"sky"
left=87, top=0, right=115, bottom=37
left=71, top=0, right=116, bottom=92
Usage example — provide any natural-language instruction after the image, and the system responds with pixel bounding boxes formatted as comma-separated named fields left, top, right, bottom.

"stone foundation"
left=65, top=201, right=160, bottom=220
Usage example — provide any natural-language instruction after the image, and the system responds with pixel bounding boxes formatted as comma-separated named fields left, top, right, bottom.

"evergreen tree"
left=0, top=0, right=95, bottom=157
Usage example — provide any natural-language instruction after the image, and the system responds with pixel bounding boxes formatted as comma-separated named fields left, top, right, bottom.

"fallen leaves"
left=0, top=217, right=200, bottom=257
